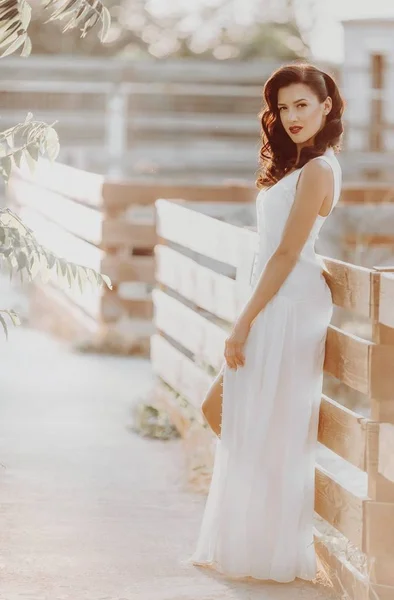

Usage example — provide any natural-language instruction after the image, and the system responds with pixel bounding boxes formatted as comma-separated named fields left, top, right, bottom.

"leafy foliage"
left=0, top=1, right=113, bottom=337
left=0, top=207, right=112, bottom=335
left=42, top=0, right=110, bottom=42
left=0, top=309, right=20, bottom=339
left=0, top=208, right=111, bottom=290
left=23, top=0, right=312, bottom=59
left=0, top=112, right=60, bottom=184
left=0, top=0, right=32, bottom=58
left=0, top=0, right=110, bottom=58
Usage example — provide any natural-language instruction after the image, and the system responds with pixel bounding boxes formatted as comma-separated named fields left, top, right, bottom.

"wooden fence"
left=7, top=161, right=253, bottom=350
left=151, top=198, right=394, bottom=600
left=5, top=55, right=394, bottom=182
left=340, top=181, right=394, bottom=266
left=0, top=56, right=284, bottom=180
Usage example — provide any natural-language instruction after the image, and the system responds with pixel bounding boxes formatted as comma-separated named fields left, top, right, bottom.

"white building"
left=341, top=18, right=394, bottom=178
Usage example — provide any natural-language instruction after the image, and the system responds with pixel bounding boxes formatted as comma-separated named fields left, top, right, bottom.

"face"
left=277, top=82, right=332, bottom=148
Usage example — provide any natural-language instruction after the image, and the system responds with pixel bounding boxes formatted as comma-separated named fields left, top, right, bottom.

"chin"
left=295, top=134, right=315, bottom=147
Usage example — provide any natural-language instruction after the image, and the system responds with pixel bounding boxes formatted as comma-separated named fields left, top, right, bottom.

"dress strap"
left=315, top=150, right=342, bottom=216
left=295, top=148, right=342, bottom=217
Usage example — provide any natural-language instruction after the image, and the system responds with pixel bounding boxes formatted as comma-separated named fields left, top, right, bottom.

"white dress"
left=187, top=147, right=342, bottom=583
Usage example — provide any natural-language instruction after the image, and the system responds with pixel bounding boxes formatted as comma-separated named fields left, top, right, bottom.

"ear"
left=324, top=96, right=332, bottom=115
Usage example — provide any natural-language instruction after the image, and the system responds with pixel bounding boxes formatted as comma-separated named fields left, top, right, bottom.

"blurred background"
left=1, top=0, right=394, bottom=181
left=1, top=2, right=394, bottom=597
left=3, top=0, right=394, bottom=344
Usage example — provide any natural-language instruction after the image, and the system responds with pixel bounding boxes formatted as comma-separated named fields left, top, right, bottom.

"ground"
left=0, top=280, right=336, bottom=600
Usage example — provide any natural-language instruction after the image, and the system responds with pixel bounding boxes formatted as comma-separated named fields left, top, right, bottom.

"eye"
left=297, top=103, right=307, bottom=108
left=278, top=106, right=286, bottom=111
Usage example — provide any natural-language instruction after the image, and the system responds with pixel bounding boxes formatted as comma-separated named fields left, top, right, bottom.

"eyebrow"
left=277, top=98, right=308, bottom=106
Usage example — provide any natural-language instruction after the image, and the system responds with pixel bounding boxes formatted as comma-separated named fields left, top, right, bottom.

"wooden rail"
left=6, top=161, right=253, bottom=350
left=152, top=198, right=394, bottom=600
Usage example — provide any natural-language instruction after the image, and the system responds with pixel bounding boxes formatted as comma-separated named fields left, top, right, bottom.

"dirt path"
left=0, top=321, right=336, bottom=600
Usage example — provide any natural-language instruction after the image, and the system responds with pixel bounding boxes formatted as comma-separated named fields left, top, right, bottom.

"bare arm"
left=235, top=158, right=333, bottom=329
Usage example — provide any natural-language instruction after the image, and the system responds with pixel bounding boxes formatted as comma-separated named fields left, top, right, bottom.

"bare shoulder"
left=302, top=157, right=333, bottom=179
left=297, top=157, right=333, bottom=194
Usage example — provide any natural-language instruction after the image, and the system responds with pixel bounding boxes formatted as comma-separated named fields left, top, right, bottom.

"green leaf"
left=1, top=32, right=27, bottom=58
left=70, top=262, right=77, bottom=278
left=66, top=263, right=73, bottom=287
left=58, top=258, right=67, bottom=277
left=16, top=251, right=27, bottom=271
left=20, top=0, right=32, bottom=29
left=13, top=149, right=23, bottom=168
left=21, top=35, right=31, bottom=57
left=27, top=143, right=39, bottom=162
left=46, top=252, right=56, bottom=269
left=100, top=273, right=112, bottom=290
left=0, top=27, right=19, bottom=51
left=0, top=314, right=8, bottom=340
left=0, top=155, right=12, bottom=181
left=99, top=6, right=110, bottom=42
left=7, top=310, right=21, bottom=327
left=77, top=269, right=84, bottom=294
left=44, top=127, right=60, bottom=161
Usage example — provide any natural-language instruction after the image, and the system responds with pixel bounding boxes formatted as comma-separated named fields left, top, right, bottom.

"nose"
left=288, top=110, right=298, bottom=122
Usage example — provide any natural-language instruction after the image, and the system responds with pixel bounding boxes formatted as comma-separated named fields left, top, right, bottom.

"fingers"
left=224, top=341, right=245, bottom=370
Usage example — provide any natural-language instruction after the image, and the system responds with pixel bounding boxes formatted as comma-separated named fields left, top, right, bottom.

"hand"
left=224, top=320, right=250, bottom=370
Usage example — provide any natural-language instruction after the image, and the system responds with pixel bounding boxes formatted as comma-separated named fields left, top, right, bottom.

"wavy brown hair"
left=256, top=62, right=344, bottom=189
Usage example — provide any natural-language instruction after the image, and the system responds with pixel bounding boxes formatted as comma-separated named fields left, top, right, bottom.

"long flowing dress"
left=187, top=147, right=342, bottom=583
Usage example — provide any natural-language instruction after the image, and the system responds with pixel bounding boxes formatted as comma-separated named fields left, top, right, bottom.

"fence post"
left=106, top=83, right=127, bottom=178
left=365, top=266, right=394, bottom=594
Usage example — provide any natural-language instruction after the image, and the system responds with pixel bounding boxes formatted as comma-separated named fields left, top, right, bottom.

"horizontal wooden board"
left=319, top=395, right=368, bottom=471
left=13, top=160, right=104, bottom=208
left=324, top=326, right=372, bottom=395
left=379, top=273, right=394, bottom=328
left=314, top=530, right=369, bottom=600
left=152, top=288, right=227, bottom=371
left=15, top=206, right=103, bottom=272
left=323, top=329, right=394, bottom=404
left=101, top=291, right=153, bottom=321
left=156, top=206, right=375, bottom=317
left=30, top=283, right=100, bottom=343
left=315, top=466, right=365, bottom=549
left=156, top=247, right=377, bottom=325
left=345, top=234, right=394, bottom=247
left=102, top=181, right=254, bottom=210
left=341, top=184, right=394, bottom=204
left=128, top=112, right=258, bottom=136
left=320, top=257, right=373, bottom=317
left=150, top=333, right=212, bottom=409
left=101, top=255, right=155, bottom=284
left=369, top=582, right=394, bottom=599
left=155, top=199, right=256, bottom=268
left=102, top=220, right=156, bottom=248
left=155, top=245, right=240, bottom=322
left=9, top=175, right=103, bottom=245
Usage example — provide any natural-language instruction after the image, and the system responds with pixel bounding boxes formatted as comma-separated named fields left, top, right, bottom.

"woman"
left=187, top=62, right=344, bottom=583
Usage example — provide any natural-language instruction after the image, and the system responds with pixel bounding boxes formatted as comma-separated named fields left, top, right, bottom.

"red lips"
left=289, top=126, right=303, bottom=134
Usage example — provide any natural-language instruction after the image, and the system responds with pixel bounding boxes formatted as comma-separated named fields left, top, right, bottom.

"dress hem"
left=187, top=556, right=317, bottom=584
